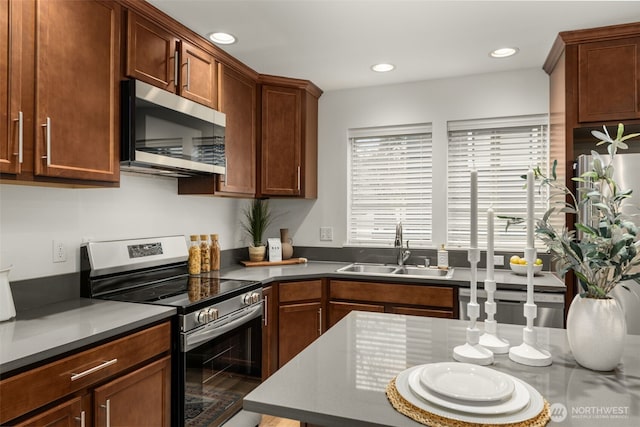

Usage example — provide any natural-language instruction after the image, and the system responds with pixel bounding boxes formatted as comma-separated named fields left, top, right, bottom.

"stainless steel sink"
left=336, top=263, right=455, bottom=280
left=336, top=263, right=400, bottom=275
left=394, top=266, right=455, bottom=279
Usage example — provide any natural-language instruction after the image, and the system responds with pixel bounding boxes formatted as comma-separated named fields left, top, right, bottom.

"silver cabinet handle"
left=100, top=399, right=111, bottom=427
left=174, top=50, right=179, bottom=86
left=318, top=307, right=322, bottom=335
left=13, top=111, right=23, bottom=163
left=263, top=295, right=268, bottom=326
left=41, top=117, right=51, bottom=166
left=185, top=57, right=191, bottom=91
left=221, top=156, right=227, bottom=184
left=75, top=410, right=86, bottom=427
left=297, top=166, right=301, bottom=191
left=70, top=358, right=118, bottom=381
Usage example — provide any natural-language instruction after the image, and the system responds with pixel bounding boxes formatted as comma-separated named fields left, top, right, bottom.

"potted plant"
left=241, top=199, right=273, bottom=262
left=505, top=123, right=640, bottom=370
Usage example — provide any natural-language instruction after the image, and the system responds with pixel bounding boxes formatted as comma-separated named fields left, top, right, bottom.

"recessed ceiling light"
left=371, top=63, right=395, bottom=73
left=208, top=32, right=237, bottom=45
left=490, top=47, right=519, bottom=58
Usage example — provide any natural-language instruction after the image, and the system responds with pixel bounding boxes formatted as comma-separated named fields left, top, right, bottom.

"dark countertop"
left=0, top=299, right=175, bottom=375
left=245, top=311, right=640, bottom=426
left=219, top=261, right=566, bottom=292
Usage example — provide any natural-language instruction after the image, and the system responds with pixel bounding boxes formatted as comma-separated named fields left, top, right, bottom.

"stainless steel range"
left=80, top=236, right=263, bottom=427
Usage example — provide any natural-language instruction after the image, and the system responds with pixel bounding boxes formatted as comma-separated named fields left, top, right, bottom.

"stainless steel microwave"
left=120, top=79, right=226, bottom=177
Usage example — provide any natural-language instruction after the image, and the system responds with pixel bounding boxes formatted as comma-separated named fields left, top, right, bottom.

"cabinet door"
left=278, top=301, right=322, bottom=367
left=0, top=0, right=22, bottom=174
left=260, top=85, right=302, bottom=196
left=328, top=301, right=384, bottom=328
left=13, top=396, right=85, bottom=427
left=35, top=0, right=120, bottom=182
left=93, top=356, right=171, bottom=427
left=179, top=41, right=217, bottom=108
left=126, top=10, right=178, bottom=92
left=262, top=286, right=278, bottom=380
left=217, top=64, right=257, bottom=196
left=578, top=38, right=640, bottom=122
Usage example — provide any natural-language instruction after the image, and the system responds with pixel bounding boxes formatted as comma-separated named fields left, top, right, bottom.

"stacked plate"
left=395, top=362, right=545, bottom=424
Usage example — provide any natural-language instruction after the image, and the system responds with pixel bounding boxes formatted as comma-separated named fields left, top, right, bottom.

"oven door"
left=183, top=305, right=262, bottom=427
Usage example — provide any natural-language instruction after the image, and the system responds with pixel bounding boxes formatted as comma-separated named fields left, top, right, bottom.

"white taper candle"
left=470, top=168, right=478, bottom=249
left=526, top=169, right=534, bottom=249
left=487, top=206, right=494, bottom=281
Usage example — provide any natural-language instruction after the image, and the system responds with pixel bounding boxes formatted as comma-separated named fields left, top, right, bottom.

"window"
left=348, top=124, right=432, bottom=246
left=447, top=115, right=549, bottom=249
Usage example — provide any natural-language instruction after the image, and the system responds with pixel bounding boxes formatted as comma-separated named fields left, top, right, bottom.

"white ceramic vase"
left=566, top=295, right=626, bottom=371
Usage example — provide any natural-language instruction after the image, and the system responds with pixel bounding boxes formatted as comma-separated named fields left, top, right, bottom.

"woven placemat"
left=386, top=377, right=550, bottom=427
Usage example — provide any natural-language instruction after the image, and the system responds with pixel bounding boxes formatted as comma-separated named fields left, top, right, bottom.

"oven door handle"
left=184, top=303, right=262, bottom=352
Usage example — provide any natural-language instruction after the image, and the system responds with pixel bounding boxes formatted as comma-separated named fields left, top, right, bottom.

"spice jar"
left=210, top=234, right=221, bottom=271
left=188, top=235, right=201, bottom=275
left=200, top=234, right=211, bottom=273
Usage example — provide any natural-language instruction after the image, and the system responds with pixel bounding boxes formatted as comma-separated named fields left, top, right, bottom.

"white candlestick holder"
left=479, top=279, right=510, bottom=353
left=453, top=248, right=494, bottom=365
left=508, top=247, right=552, bottom=366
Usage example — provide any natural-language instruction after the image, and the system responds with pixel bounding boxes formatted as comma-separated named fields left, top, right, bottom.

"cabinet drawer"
left=330, top=280, right=454, bottom=308
left=0, top=321, right=171, bottom=424
left=391, top=306, right=453, bottom=318
left=279, top=280, right=323, bottom=303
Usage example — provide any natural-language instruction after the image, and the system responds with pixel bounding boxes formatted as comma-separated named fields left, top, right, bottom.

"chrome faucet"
left=394, top=222, right=411, bottom=266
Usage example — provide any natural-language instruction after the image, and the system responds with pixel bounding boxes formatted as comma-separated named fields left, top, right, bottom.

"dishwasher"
left=459, top=288, right=565, bottom=328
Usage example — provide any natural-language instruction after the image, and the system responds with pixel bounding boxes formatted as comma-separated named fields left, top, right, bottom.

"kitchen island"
left=244, top=311, right=639, bottom=426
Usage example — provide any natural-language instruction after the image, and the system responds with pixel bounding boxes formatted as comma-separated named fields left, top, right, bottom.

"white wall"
left=0, top=173, right=251, bottom=280
left=269, top=67, right=549, bottom=249
left=0, top=67, right=548, bottom=281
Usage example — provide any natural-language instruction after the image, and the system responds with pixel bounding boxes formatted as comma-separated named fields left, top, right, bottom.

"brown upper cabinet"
left=126, top=10, right=217, bottom=109
left=258, top=75, right=322, bottom=198
left=1, top=0, right=121, bottom=184
left=577, top=37, right=640, bottom=123
left=0, top=0, right=22, bottom=175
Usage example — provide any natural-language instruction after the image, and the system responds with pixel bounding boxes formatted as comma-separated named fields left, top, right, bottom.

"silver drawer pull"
left=13, top=111, right=23, bottom=163
left=41, top=117, right=51, bottom=166
left=71, top=358, right=118, bottom=381
left=75, top=410, right=86, bottom=427
left=100, top=399, right=111, bottom=427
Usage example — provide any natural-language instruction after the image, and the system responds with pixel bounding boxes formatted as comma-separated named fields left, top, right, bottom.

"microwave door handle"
left=184, top=303, right=262, bottom=352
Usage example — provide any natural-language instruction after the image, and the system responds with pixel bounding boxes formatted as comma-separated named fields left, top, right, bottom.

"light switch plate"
left=320, top=226, right=333, bottom=241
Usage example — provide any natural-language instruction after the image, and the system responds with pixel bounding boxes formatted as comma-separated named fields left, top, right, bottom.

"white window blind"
left=348, top=124, right=432, bottom=246
left=447, top=115, right=549, bottom=249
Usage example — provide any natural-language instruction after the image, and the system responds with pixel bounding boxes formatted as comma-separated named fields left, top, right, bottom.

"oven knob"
left=243, top=292, right=260, bottom=305
left=195, top=310, right=209, bottom=325
left=207, top=308, right=219, bottom=321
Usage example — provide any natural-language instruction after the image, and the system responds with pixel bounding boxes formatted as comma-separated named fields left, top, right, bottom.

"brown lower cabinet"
left=0, top=321, right=172, bottom=426
left=278, top=280, right=324, bottom=368
left=262, top=279, right=457, bottom=381
left=328, top=280, right=456, bottom=327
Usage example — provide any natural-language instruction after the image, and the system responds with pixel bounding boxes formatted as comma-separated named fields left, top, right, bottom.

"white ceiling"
left=146, top=0, right=640, bottom=91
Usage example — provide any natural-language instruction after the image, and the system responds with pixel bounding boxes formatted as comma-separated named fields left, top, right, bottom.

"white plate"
left=394, top=365, right=545, bottom=425
left=409, top=369, right=529, bottom=415
left=419, top=362, right=515, bottom=402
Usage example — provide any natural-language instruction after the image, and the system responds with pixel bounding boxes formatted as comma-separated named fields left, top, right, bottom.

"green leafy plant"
left=241, top=199, right=273, bottom=247
left=502, top=124, right=640, bottom=298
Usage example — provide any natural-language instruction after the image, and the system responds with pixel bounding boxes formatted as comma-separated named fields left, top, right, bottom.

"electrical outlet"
left=493, top=255, right=504, bottom=266
left=320, top=226, right=333, bottom=241
left=53, top=240, right=67, bottom=263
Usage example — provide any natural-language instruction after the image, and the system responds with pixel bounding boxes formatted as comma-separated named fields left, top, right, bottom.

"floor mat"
left=185, top=383, right=243, bottom=427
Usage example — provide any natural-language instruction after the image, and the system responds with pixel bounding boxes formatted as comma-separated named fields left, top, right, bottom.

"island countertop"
left=244, top=311, right=639, bottom=426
